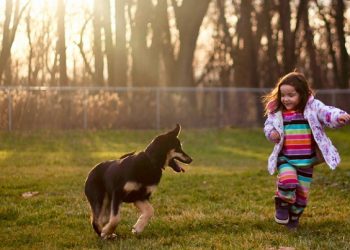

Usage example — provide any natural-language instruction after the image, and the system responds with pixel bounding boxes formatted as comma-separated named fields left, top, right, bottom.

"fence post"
left=7, top=89, right=12, bottom=131
left=156, top=88, right=160, bottom=130
left=331, top=90, right=336, bottom=106
left=83, top=89, right=88, bottom=129
left=219, top=89, right=224, bottom=127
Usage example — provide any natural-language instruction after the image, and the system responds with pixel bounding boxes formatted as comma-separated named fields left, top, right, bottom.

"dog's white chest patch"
left=123, top=182, right=142, bottom=192
left=146, top=185, right=157, bottom=194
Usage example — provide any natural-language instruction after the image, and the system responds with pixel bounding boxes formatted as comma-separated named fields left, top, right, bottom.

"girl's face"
left=280, top=84, right=300, bottom=111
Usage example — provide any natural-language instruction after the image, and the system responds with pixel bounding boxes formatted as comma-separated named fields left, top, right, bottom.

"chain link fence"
left=0, top=86, right=349, bottom=130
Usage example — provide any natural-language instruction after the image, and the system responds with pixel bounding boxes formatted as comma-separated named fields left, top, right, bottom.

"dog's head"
left=146, top=124, right=192, bottom=172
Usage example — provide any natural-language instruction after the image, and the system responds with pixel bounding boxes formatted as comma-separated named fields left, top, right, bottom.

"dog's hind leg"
left=95, top=194, right=111, bottom=233
left=132, top=200, right=154, bottom=234
left=85, top=184, right=106, bottom=236
left=90, top=202, right=106, bottom=236
left=100, top=195, right=121, bottom=240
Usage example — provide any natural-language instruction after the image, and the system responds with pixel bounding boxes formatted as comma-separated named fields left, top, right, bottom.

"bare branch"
left=74, top=15, right=94, bottom=78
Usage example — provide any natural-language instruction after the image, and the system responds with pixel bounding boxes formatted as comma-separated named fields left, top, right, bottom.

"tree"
left=316, top=1, right=339, bottom=87
left=156, top=0, right=175, bottom=86
left=130, top=0, right=153, bottom=86
left=93, top=0, right=104, bottom=85
left=334, top=0, right=349, bottom=88
left=262, top=0, right=280, bottom=87
left=57, top=0, right=68, bottom=86
left=172, top=0, right=211, bottom=86
left=302, top=0, right=323, bottom=88
left=278, top=0, right=305, bottom=73
left=102, top=0, right=116, bottom=86
left=0, top=0, right=30, bottom=84
left=115, top=0, right=127, bottom=86
left=234, top=0, right=259, bottom=87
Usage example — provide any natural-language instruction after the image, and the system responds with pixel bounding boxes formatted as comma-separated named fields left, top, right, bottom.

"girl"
left=262, top=71, right=350, bottom=229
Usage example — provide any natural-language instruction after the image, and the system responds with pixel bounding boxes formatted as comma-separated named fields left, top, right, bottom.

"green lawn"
left=0, top=127, right=350, bottom=249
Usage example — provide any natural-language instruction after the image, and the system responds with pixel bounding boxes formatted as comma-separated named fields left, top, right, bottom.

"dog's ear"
left=168, top=123, right=181, bottom=137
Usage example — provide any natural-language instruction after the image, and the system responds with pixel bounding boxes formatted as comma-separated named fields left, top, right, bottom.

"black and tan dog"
left=84, top=124, right=192, bottom=239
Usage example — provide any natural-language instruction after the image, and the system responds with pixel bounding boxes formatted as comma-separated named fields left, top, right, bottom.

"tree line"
left=0, top=0, right=349, bottom=88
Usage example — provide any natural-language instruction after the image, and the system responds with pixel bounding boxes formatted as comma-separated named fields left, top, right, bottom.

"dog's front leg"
left=132, top=200, right=154, bottom=234
left=100, top=196, right=121, bottom=240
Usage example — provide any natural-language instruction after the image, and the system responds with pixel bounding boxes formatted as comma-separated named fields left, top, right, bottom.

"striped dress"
left=276, top=110, right=316, bottom=211
left=279, top=110, right=317, bottom=166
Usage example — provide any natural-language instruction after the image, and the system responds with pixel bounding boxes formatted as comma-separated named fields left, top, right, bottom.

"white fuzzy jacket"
left=264, top=96, right=347, bottom=175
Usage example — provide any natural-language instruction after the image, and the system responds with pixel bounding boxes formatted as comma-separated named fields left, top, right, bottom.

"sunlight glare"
left=7, top=0, right=95, bottom=79
left=27, top=0, right=94, bottom=17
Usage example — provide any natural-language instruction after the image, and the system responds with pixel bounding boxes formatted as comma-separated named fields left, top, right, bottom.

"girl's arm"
left=264, top=114, right=280, bottom=143
left=315, top=99, right=349, bottom=128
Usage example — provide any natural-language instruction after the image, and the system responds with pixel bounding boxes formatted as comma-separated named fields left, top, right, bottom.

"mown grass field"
left=0, top=127, right=350, bottom=249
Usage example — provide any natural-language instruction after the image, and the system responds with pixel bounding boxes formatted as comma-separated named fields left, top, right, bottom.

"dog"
left=84, top=124, right=192, bottom=239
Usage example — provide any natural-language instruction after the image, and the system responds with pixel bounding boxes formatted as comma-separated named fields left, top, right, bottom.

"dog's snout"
left=176, top=152, right=192, bottom=164
left=176, top=148, right=192, bottom=163
left=184, top=155, right=192, bottom=164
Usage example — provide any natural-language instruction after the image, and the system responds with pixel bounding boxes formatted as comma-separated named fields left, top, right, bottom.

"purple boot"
left=286, top=212, right=301, bottom=230
left=274, top=197, right=289, bottom=224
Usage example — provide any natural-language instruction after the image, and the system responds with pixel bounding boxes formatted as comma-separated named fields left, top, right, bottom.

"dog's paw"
left=101, top=233, right=117, bottom=240
left=131, top=227, right=141, bottom=235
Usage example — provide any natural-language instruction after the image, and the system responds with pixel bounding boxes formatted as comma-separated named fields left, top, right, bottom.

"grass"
left=0, top=127, right=350, bottom=249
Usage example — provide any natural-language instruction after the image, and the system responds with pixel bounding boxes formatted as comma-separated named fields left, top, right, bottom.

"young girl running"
left=262, top=71, right=350, bottom=229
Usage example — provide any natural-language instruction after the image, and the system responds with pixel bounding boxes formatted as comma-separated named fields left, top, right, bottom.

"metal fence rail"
left=0, top=86, right=349, bottom=131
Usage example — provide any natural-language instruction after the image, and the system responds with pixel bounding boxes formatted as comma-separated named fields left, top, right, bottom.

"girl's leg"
left=290, top=166, right=314, bottom=217
left=286, top=166, right=314, bottom=229
left=274, top=161, right=298, bottom=224
left=276, top=162, right=298, bottom=203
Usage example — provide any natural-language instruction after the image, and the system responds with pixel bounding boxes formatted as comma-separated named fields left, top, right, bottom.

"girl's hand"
left=270, top=130, right=280, bottom=143
left=338, top=113, right=350, bottom=125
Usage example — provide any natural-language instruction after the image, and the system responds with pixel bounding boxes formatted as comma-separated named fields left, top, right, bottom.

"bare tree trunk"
left=26, top=5, right=33, bottom=85
left=234, top=1, right=259, bottom=87
left=335, top=0, right=349, bottom=88
left=102, top=0, right=116, bottom=86
left=316, top=1, right=339, bottom=87
left=0, top=0, right=30, bottom=84
left=173, top=0, right=211, bottom=86
left=279, top=0, right=305, bottom=73
left=0, top=0, right=14, bottom=84
left=76, top=16, right=94, bottom=80
left=93, top=0, right=104, bottom=85
left=302, top=1, right=323, bottom=88
left=279, top=0, right=293, bottom=73
left=130, top=0, right=153, bottom=86
left=158, top=1, right=176, bottom=86
left=263, top=0, right=279, bottom=87
left=115, top=0, right=127, bottom=86
left=46, top=48, right=58, bottom=86
left=216, top=0, right=235, bottom=87
left=4, top=57, right=13, bottom=85
left=57, top=0, right=68, bottom=86
left=147, top=0, right=178, bottom=86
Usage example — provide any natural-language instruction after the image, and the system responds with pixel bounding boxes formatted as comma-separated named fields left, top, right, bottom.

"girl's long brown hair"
left=262, top=71, right=314, bottom=115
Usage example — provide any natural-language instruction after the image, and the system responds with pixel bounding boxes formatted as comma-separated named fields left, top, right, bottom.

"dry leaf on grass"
left=22, top=191, right=39, bottom=198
